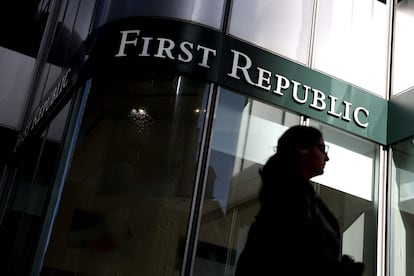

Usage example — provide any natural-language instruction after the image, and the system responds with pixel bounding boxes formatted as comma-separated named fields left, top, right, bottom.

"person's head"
left=265, top=125, right=329, bottom=180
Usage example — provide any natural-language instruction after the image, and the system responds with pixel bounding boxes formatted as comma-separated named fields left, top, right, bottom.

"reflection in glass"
left=193, top=89, right=300, bottom=275
left=391, top=137, right=414, bottom=276
left=192, top=93, right=379, bottom=275
left=313, top=0, right=388, bottom=97
left=0, top=100, right=71, bottom=275
left=309, top=121, right=378, bottom=276
left=228, top=0, right=313, bottom=64
left=0, top=46, right=35, bottom=129
left=93, top=0, right=224, bottom=30
left=42, top=75, right=210, bottom=275
left=393, top=0, right=414, bottom=95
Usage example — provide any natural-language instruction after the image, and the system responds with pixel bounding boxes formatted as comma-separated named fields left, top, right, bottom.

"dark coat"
left=235, top=166, right=343, bottom=276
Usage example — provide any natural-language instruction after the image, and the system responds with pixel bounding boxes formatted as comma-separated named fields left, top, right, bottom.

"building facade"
left=1, top=0, right=414, bottom=275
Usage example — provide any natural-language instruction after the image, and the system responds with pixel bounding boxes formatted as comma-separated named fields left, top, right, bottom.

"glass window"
left=191, top=91, right=379, bottom=275
left=308, top=121, right=379, bottom=276
left=30, top=0, right=95, bottom=121
left=0, top=0, right=52, bottom=128
left=41, top=75, right=210, bottom=276
left=228, top=0, right=314, bottom=64
left=0, top=100, right=70, bottom=275
left=30, top=64, right=62, bottom=120
left=0, top=0, right=49, bottom=57
left=390, top=137, right=414, bottom=276
left=392, top=0, right=414, bottom=95
left=192, top=88, right=300, bottom=275
left=313, top=0, right=389, bottom=97
left=0, top=127, right=18, bottom=181
left=93, top=0, right=225, bottom=31
left=0, top=135, right=43, bottom=275
left=46, top=0, right=95, bottom=67
left=0, top=46, right=35, bottom=129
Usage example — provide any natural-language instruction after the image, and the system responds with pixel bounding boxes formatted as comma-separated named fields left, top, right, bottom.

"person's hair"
left=275, top=125, right=323, bottom=159
left=258, top=125, right=323, bottom=203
